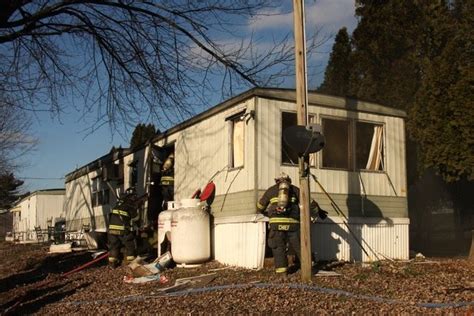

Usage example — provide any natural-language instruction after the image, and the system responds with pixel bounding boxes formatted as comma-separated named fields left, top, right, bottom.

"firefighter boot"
left=108, top=257, right=120, bottom=269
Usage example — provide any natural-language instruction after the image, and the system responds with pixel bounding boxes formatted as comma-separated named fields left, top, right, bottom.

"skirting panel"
left=213, top=214, right=267, bottom=269
left=312, top=216, right=409, bottom=262
left=212, top=215, right=409, bottom=268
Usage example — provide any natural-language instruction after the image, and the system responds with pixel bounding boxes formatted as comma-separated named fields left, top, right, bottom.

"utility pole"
left=293, top=0, right=312, bottom=282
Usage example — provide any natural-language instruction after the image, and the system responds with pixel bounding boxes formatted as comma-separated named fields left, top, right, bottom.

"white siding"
left=13, top=191, right=65, bottom=240
left=36, top=194, right=64, bottom=230
left=312, top=217, right=409, bottom=262
left=65, top=170, right=110, bottom=231
left=25, top=195, right=36, bottom=230
left=256, top=98, right=407, bottom=198
left=158, top=99, right=256, bottom=201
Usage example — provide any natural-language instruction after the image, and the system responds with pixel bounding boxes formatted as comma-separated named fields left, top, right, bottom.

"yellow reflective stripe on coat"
left=109, top=224, right=125, bottom=230
left=275, top=267, right=287, bottom=273
left=269, top=217, right=300, bottom=224
left=160, top=176, right=174, bottom=185
left=269, top=197, right=296, bottom=204
left=112, top=209, right=129, bottom=217
left=256, top=202, right=265, bottom=210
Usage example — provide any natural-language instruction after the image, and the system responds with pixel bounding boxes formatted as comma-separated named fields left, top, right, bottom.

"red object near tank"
left=200, top=181, right=216, bottom=202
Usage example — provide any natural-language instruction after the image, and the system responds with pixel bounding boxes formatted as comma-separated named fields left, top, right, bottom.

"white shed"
left=11, top=189, right=65, bottom=241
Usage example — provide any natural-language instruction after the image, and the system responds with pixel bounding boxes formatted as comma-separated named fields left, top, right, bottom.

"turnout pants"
left=161, top=185, right=174, bottom=210
left=267, top=229, right=301, bottom=273
left=108, top=231, right=136, bottom=262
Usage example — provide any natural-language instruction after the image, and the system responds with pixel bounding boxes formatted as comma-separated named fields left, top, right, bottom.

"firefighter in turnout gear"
left=107, top=187, right=147, bottom=268
left=159, top=153, right=174, bottom=210
left=257, top=172, right=328, bottom=275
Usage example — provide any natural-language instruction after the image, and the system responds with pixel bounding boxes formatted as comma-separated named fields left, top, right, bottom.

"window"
left=281, top=112, right=317, bottom=165
left=227, top=114, right=245, bottom=168
left=356, top=122, right=384, bottom=171
left=321, top=118, right=350, bottom=169
left=103, top=161, right=124, bottom=183
left=91, top=177, right=110, bottom=207
left=321, top=118, right=384, bottom=171
left=282, top=112, right=299, bottom=164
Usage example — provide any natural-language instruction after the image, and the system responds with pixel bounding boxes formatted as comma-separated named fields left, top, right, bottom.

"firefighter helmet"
left=274, top=172, right=291, bottom=184
left=120, top=187, right=137, bottom=200
left=163, top=153, right=174, bottom=171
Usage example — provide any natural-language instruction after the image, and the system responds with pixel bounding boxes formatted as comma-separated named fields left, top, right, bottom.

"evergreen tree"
left=318, top=27, right=352, bottom=97
left=408, top=0, right=473, bottom=181
left=0, top=173, right=23, bottom=209
left=130, top=124, right=158, bottom=149
left=340, top=0, right=473, bottom=183
left=349, top=0, right=425, bottom=109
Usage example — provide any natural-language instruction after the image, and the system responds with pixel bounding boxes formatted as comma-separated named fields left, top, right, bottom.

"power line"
left=18, top=177, right=64, bottom=180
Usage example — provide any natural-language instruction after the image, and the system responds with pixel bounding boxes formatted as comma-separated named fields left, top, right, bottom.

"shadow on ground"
left=0, top=251, right=97, bottom=293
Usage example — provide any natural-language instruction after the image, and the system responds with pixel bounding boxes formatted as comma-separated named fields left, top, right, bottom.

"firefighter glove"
left=275, top=206, right=286, bottom=214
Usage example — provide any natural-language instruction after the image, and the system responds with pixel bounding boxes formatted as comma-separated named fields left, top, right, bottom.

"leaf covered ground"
left=0, top=242, right=472, bottom=314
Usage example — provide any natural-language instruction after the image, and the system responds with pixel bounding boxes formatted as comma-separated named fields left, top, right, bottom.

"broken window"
left=151, top=146, right=166, bottom=174
left=321, top=118, right=350, bottom=169
left=356, top=122, right=384, bottom=171
left=103, top=161, right=124, bottom=183
left=281, top=112, right=316, bottom=166
left=227, top=113, right=245, bottom=168
left=321, top=118, right=385, bottom=171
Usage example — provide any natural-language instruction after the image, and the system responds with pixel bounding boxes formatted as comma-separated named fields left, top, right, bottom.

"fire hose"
left=55, top=283, right=474, bottom=309
left=61, top=252, right=109, bottom=277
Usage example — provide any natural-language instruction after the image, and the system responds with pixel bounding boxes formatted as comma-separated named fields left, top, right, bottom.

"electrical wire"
left=310, top=173, right=381, bottom=262
left=58, top=282, right=474, bottom=309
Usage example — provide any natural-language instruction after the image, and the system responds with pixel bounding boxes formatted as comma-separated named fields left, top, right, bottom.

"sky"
left=17, top=0, right=358, bottom=192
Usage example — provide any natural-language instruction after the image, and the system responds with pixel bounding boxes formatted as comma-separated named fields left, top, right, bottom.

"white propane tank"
left=171, top=198, right=210, bottom=264
left=157, top=201, right=180, bottom=256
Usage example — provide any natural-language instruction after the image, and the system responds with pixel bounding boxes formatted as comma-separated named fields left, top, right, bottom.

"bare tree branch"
left=0, top=96, right=37, bottom=174
left=0, top=1, right=323, bottom=130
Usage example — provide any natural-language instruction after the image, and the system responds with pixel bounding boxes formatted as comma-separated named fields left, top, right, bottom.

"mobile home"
left=11, top=189, right=65, bottom=241
left=65, top=88, right=408, bottom=266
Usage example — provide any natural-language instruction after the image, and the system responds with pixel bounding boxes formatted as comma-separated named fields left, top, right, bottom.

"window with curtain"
left=356, top=122, right=384, bottom=171
left=321, top=118, right=385, bottom=171
left=227, top=115, right=245, bottom=168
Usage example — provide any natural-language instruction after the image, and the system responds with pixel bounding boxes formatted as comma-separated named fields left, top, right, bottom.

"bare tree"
left=0, top=97, right=37, bottom=175
left=0, top=1, right=311, bottom=131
